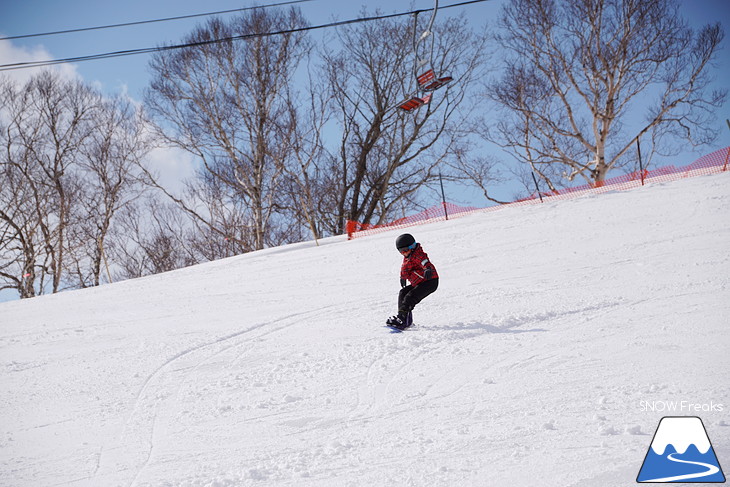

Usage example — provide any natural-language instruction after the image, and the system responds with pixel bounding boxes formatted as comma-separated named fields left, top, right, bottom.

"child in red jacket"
left=386, top=233, right=439, bottom=330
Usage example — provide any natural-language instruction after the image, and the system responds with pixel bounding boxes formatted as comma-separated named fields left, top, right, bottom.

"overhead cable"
left=0, top=0, right=313, bottom=41
left=0, top=0, right=488, bottom=72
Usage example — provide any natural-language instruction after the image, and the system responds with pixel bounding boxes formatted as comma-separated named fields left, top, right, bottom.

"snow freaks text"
left=639, top=401, right=725, bottom=413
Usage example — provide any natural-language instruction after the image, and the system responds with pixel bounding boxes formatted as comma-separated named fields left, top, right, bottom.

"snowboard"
left=385, top=323, right=414, bottom=333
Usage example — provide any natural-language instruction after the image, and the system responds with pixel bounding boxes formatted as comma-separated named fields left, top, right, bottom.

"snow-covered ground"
left=1, top=172, right=729, bottom=487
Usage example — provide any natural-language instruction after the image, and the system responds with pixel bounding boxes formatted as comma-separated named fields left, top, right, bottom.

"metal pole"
left=637, top=138, right=645, bottom=185
left=439, top=172, right=449, bottom=220
left=531, top=172, right=543, bottom=203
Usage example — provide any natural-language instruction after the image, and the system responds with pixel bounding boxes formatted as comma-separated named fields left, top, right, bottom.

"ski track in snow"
left=1, top=173, right=729, bottom=486
left=95, top=305, right=343, bottom=486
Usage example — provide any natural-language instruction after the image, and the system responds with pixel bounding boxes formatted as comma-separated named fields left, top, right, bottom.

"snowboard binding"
left=386, top=311, right=413, bottom=330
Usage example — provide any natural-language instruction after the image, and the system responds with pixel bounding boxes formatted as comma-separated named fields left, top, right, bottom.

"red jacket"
left=400, top=244, right=439, bottom=286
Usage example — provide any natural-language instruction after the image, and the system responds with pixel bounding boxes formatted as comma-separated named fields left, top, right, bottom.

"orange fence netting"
left=347, top=146, right=730, bottom=240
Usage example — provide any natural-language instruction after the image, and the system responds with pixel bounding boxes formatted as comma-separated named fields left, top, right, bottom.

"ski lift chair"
left=397, top=93, right=432, bottom=112
left=417, top=69, right=453, bottom=91
left=396, top=2, right=452, bottom=112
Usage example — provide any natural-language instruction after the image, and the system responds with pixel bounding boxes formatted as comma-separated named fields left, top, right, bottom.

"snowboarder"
left=386, top=233, right=439, bottom=330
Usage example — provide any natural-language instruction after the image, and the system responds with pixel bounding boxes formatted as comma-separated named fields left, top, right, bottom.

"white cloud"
left=0, top=37, right=80, bottom=85
left=0, top=37, right=197, bottom=202
left=145, top=145, right=198, bottom=194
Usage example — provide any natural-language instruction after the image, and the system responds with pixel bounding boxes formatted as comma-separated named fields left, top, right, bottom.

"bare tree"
left=1, top=72, right=150, bottom=297
left=1, top=76, right=56, bottom=296
left=0, top=72, right=104, bottom=296
left=67, top=96, right=150, bottom=287
left=321, top=11, right=487, bottom=233
left=109, top=196, right=198, bottom=280
left=28, top=72, right=101, bottom=292
left=1, top=79, right=30, bottom=297
left=0, top=115, right=42, bottom=298
left=488, top=0, right=726, bottom=188
left=445, top=151, right=509, bottom=205
left=278, top=69, right=332, bottom=244
left=182, top=173, right=261, bottom=257
left=145, top=7, right=310, bottom=251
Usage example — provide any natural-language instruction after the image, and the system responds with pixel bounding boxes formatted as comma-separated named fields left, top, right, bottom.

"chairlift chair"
left=417, top=69, right=453, bottom=92
left=397, top=93, right=432, bottom=112
left=396, top=1, right=453, bottom=113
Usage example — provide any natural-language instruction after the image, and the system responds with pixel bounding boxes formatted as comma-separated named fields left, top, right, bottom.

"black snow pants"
left=398, top=278, right=439, bottom=315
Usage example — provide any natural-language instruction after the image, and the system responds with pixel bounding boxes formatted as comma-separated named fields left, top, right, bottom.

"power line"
left=0, top=0, right=313, bottom=41
left=0, top=0, right=489, bottom=72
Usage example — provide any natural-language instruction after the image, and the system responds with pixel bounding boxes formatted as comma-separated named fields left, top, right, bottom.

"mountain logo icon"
left=637, top=416, right=726, bottom=483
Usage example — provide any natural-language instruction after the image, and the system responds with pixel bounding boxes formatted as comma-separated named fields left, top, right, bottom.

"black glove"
left=424, top=269, right=433, bottom=280
left=400, top=278, right=407, bottom=288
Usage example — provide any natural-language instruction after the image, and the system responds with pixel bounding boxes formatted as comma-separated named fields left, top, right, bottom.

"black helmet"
left=395, top=233, right=416, bottom=252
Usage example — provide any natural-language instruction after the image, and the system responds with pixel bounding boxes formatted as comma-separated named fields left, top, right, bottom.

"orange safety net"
left=346, top=146, right=730, bottom=240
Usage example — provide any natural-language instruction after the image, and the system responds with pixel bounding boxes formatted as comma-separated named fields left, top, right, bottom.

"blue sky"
left=1, top=0, right=729, bottom=205
left=1, top=0, right=501, bottom=99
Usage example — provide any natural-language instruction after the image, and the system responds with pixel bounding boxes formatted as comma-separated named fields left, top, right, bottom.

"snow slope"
left=1, top=173, right=729, bottom=487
